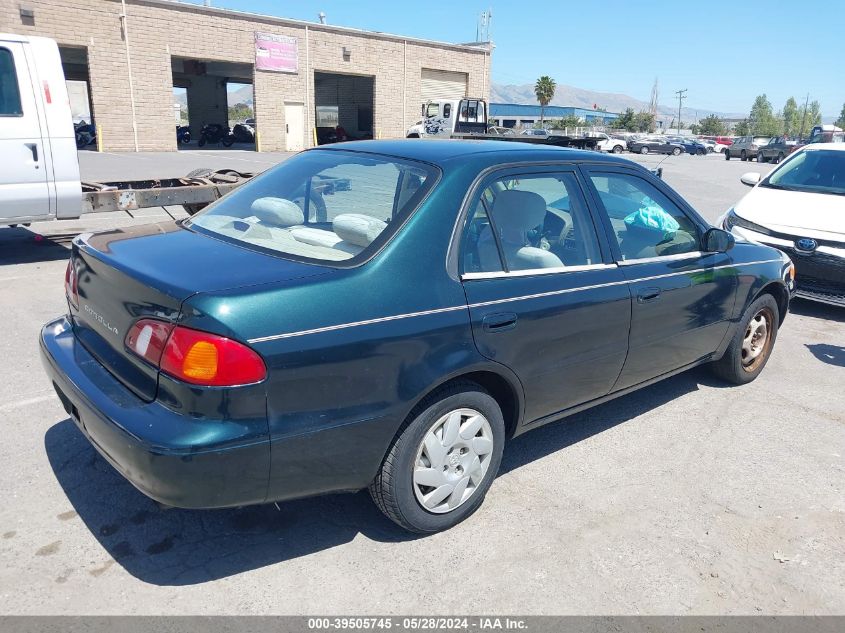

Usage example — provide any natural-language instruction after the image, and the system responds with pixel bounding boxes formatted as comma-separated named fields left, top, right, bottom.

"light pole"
left=674, top=89, right=687, bottom=135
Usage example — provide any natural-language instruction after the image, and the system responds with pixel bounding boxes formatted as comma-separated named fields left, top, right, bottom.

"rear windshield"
left=187, top=150, right=438, bottom=264
left=762, top=149, right=845, bottom=196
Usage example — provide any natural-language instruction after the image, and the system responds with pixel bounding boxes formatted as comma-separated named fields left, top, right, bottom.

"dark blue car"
left=41, top=140, right=794, bottom=533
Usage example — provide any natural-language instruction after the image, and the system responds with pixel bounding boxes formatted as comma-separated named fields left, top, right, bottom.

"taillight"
left=125, top=319, right=175, bottom=366
left=125, top=320, right=266, bottom=387
left=64, top=259, right=78, bottom=308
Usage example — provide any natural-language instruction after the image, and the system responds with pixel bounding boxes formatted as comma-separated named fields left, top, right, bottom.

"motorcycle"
left=231, top=123, right=255, bottom=144
left=197, top=123, right=234, bottom=147
left=74, top=121, right=96, bottom=149
left=176, top=125, right=191, bottom=144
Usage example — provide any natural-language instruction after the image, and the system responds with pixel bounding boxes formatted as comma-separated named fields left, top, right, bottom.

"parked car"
left=592, top=132, right=626, bottom=153
left=725, top=136, right=772, bottom=161
left=757, top=136, right=799, bottom=163
left=487, top=126, right=514, bottom=136
left=671, top=137, right=708, bottom=155
left=520, top=128, right=550, bottom=137
left=712, top=140, right=730, bottom=154
left=41, top=140, right=793, bottom=533
left=720, top=144, right=845, bottom=306
left=696, top=139, right=717, bottom=153
left=627, top=137, right=685, bottom=155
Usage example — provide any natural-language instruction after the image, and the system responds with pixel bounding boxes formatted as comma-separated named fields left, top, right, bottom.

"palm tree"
left=534, top=76, right=556, bottom=127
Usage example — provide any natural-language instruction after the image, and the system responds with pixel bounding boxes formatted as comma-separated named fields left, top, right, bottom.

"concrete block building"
left=2, top=0, right=492, bottom=151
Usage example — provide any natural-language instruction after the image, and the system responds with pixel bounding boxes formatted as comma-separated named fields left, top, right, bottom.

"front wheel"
left=612, top=145, right=623, bottom=154
left=725, top=150, right=731, bottom=160
left=776, top=152, right=784, bottom=164
left=198, top=135, right=207, bottom=147
left=757, top=153, right=766, bottom=163
left=710, top=294, right=779, bottom=385
left=369, top=382, right=505, bottom=533
left=222, top=135, right=235, bottom=147
left=741, top=150, right=748, bottom=161
left=672, top=147, right=681, bottom=156
left=640, top=146, right=649, bottom=154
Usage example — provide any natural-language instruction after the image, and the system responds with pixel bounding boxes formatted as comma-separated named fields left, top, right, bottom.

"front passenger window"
left=590, top=172, right=700, bottom=261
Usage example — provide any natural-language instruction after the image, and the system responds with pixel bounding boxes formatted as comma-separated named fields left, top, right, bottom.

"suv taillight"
left=125, top=319, right=266, bottom=387
left=64, top=259, right=78, bottom=308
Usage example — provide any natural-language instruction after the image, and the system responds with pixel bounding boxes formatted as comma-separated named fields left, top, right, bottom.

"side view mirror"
left=740, top=172, right=761, bottom=187
left=703, top=227, right=735, bottom=253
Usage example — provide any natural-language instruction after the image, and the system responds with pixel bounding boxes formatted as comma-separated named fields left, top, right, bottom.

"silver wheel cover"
left=412, top=408, right=495, bottom=514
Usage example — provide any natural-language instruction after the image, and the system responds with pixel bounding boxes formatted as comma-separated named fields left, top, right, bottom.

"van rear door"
left=0, top=39, right=51, bottom=222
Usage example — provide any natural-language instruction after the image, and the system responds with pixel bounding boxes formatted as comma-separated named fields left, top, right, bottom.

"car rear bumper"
left=40, top=316, right=271, bottom=509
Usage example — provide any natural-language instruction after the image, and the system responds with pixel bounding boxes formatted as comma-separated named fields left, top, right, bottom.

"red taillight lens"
left=160, top=325, right=266, bottom=387
left=125, top=319, right=175, bottom=366
left=125, top=320, right=266, bottom=386
left=64, top=259, right=78, bottom=308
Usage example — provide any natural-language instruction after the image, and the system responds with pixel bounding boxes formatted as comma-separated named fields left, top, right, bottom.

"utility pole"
left=674, top=89, right=687, bottom=135
left=798, top=92, right=810, bottom=140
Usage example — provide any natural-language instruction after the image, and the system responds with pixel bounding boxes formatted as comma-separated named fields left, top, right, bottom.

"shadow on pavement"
left=789, top=298, right=845, bottom=324
left=805, top=343, right=845, bottom=368
left=0, top=227, right=72, bottom=265
left=45, top=365, right=723, bottom=586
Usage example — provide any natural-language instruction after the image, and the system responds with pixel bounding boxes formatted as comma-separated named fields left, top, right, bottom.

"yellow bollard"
left=96, top=124, right=103, bottom=152
left=312, top=127, right=318, bottom=148
left=255, top=130, right=262, bottom=153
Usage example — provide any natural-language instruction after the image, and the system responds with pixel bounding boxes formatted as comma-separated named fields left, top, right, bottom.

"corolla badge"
left=83, top=304, right=119, bottom=337
left=795, top=238, right=818, bottom=252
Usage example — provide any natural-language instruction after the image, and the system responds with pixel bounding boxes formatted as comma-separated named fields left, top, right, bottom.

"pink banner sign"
left=254, top=32, right=298, bottom=73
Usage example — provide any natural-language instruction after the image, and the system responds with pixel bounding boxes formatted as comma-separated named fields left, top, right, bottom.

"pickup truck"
left=0, top=33, right=253, bottom=228
left=406, top=98, right=600, bottom=151
left=590, top=132, right=626, bottom=153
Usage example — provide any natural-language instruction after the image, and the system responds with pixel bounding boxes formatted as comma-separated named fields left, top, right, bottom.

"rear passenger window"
left=0, top=48, right=23, bottom=116
left=463, top=172, right=602, bottom=274
left=589, top=172, right=700, bottom=261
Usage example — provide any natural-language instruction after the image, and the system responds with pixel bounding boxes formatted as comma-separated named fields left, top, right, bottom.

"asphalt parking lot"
left=1, top=149, right=843, bottom=615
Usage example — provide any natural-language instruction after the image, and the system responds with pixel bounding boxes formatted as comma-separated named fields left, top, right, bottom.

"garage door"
left=420, top=69, right=467, bottom=102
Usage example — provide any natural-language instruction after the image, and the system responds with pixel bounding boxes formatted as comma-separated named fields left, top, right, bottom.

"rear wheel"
left=710, top=294, right=779, bottom=385
left=672, top=147, right=681, bottom=156
left=612, top=145, right=623, bottom=154
left=741, top=150, right=747, bottom=161
left=369, top=382, right=505, bottom=533
left=640, top=146, right=649, bottom=154
left=757, top=152, right=766, bottom=163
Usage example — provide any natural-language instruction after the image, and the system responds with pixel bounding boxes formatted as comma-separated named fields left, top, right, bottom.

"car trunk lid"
left=70, top=221, right=331, bottom=401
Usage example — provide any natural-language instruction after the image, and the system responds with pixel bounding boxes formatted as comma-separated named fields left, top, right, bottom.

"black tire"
left=741, top=150, right=747, bottom=161
left=222, top=135, right=234, bottom=147
left=640, top=146, right=649, bottom=154
left=710, top=294, right=779, bottom=385
left=776, top=152, right=784, bottom=164
left=672, top=147, right=681, bottom=156
left=369, top=381, right=505, bottom=533
left=198, top=136, right=207, bottom=147
left=406, top=133, right=420, bottom=138
left=757, top=153, right=766, bottom=163
left=612, top=145, right=623, bottom=154
left=725, top=150, right=731, bottom=160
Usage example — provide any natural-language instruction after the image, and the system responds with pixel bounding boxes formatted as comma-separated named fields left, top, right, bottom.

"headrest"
left=491, top=190, right=547, bottom=243
left=249, top=197, right=304, bottom=227
left=332, top=214, right=387, bottom=247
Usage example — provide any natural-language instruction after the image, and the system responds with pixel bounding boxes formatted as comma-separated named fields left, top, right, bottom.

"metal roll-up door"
left=420, top=69, right=467, bottom=102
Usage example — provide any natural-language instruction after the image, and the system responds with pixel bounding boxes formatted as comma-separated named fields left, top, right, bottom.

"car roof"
left=311, top=139, right=633, bottom=168
left=800, top=142, right=845, bottom=152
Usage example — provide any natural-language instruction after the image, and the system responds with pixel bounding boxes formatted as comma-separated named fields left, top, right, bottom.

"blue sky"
left=188, top=0, right=842, bottom=116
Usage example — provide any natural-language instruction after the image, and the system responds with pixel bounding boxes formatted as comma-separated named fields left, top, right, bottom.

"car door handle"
left=482, top=312, right=518, bottom=332
left=637, top=287, right=662, bottom=303
left=26, top=143, right=38, bottom=162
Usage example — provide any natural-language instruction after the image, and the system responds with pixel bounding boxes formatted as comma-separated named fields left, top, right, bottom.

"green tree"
left=782, top=97, right=800, bottom=136
left=632, top=111, right=656, bottom=133
left=534, top=76, right=556, bottom=126
left=697, top=114, right=726, bottom=135
left=797, top=100, right=822, bottom=138
left=733, top=119, right=750, bottom=136
left=227, top=102, right=254, bottom=124
left=550, top=114, right=584, bottom=130
left=613, top=107, right=636, bottom=131
left=836, top=103, right=845, bottom=129
left=748, top=94, right=781, bottom=135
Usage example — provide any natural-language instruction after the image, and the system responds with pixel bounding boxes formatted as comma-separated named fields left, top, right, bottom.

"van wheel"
left=710, top=294, right=779, bottom=385
left=369, top=382, right=505, bottom=533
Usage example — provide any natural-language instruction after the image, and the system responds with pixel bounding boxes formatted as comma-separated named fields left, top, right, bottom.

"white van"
left=0, top=33, right=82, bottom=224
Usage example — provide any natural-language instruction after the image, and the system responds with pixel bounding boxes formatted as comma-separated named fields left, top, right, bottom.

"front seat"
left=477, top=189, right=564, bottom=271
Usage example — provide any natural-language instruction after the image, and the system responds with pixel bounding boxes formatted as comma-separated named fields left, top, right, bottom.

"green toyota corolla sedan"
left=41, top=140, right=794, bottom=533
